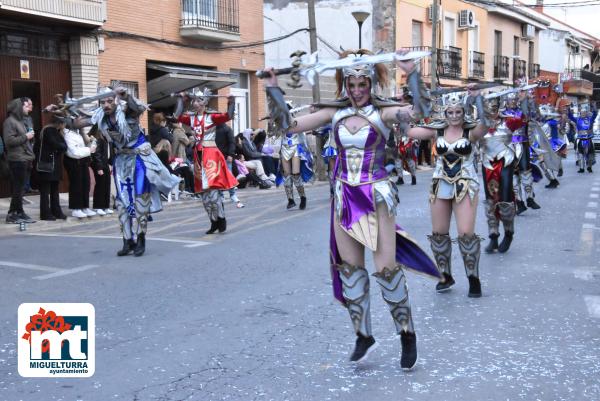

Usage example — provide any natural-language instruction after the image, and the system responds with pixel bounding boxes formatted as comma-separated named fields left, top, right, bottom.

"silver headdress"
left=341, top=58, right=378, bottom=97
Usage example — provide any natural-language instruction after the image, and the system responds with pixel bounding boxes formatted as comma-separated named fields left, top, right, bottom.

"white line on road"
left=592, top=187, right=600, bottom=192
left=584, top=296, right=600, bottom=319
left=584, top=212, right=597, bottom=219
left=582, top=223, right=595, bottom=229
left=574, top=269, right=597, bottom=281
left=0, top=260, right=62, bottom=272
left=588, top=201, right=599, bottom=208
left=25, top=233, right=209, bottom=247
left=591, top=193, right=599, bottom=199
left=33, top=265, right=101, bottom=280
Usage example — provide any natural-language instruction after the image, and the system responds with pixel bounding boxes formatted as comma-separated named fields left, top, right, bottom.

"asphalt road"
left=1, top=157, right=599, bottom=401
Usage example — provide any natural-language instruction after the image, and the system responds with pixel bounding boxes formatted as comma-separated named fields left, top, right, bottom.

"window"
left=110, top=80, right=139, bottom=99
left=494, top=30, right=502, bottom=56
left=443, top=17, right=456, bottom=48
left=411, top=21, right=423, bottom=47
left=182, top=0, right=216, bottom=23
left=513, top=36, right=520, bottom=56
left=529, top=41, right=535, bottom=63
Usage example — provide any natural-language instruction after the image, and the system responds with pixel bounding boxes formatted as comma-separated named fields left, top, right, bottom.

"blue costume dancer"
left=89, top=86, right=179, bottom=256
left=568, top=102, right=597, bottom=173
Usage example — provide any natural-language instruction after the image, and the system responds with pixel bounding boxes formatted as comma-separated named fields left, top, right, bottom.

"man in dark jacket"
left=215, top=123, right=244, bottom=207
left=2, top=98, right=35, bottom=224
left=240, top=128, right=277, bottom=178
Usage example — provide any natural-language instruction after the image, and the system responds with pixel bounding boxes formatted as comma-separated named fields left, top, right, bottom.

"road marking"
left=33, top=264, right=101, bottom=280
left=592, top=187, right=600, bottom=192
left=574, top=269, right=597, bottom=281
left=588, top=202, right=599, bottom=208
left=0, top=260, right=62, bottom=273
left=591, top=193, right=599, bottom=199
left=584, top=296, right=600, bottom=319
left=584, top=212, right=597, bottom=219
left=25, top=233, right=209, bottom=247
left=582, top=223, right=595, bottom=229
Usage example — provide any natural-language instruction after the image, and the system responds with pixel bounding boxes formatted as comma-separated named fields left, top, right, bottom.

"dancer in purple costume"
left=263, top=49, right=439, bottom=370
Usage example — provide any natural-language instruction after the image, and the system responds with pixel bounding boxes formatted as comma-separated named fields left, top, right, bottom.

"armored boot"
left=428, top=233, right=454, bottom=292
left=284, top=176, right=295, bottom=209
left=205, top=219, right=219, bottom=234
left=134, top=233, right=145, bottom=257
left=292, top=174, right=307, bottom=210
left=117, top=238, right=136, bottom=256
left=484, top=200, right=500, bottom=253
left=457, top=234, right=482, bottom=298
left=373, top=264, right=417, bottom=370
left=335, top=263, right=376, bottom=362
left=578, top=153, right=585, bottom=173
left=497, top=202, right=516, bottom=253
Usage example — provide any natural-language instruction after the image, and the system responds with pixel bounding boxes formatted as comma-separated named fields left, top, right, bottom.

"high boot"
left=497, top=202, right=516, bottom=253
left=218, top=217, right=227, bottom=233
left=526, top=197, right=541, bottom=209
left=205, top=219, right=219, bottom=234
left=373, top=264, right=417, bottom=370
left=299, top=196, right=307, bottom=210
left=134, top=233, right=145, bottom=257
left=293, top=175, right=307, bottom=210
left=117, top=238, right=136, bottom=256
left=484, top=200, right=500, bottom=253
left=411, top=175, right=417, bottom=185
left=457, top=234, right=482, bottom=298
left=335, top=263, right=376, bottom=362
left=428, top=233, right=454, bottom=292
left=284, top=176, right=295, bottom=209
left=485, top=234, right=499, bottom=253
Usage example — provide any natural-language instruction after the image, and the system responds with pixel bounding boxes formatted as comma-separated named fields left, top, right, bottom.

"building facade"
left=99, top=0, right=266, bottom=134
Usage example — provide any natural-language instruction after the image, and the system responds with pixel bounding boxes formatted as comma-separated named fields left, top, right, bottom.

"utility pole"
left=307, top=0, right=327, bottom=181
left=430, top=0, right=439, bottom=91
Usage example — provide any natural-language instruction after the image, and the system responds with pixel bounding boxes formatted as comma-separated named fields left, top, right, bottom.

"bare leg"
left=453, top=195, right=477, bottom=236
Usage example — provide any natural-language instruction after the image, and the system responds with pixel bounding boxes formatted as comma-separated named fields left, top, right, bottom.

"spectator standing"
left=35, top=110, right=68, bottom=220
left=64, top=127, right=97, bottom=218
left=90, top=126, right=113, bottom=215
left=2, top=98, right=35, bottom=224
left=170, top=123, right=194, bottom=194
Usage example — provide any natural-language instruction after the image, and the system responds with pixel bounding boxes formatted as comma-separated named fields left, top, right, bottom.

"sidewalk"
left=0, top=182, right=331, bottom=236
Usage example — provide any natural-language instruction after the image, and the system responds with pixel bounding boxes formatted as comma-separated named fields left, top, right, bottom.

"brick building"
left=99, top=0, right=267, bottom=133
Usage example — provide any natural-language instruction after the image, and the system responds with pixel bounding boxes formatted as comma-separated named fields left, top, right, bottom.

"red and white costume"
left=178, top=112, right=238, bottom=193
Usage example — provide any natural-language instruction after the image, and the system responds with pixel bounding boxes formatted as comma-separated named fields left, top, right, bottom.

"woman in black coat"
left=35, top=116, right=68, bottom=220
left=90, top=126, right=113, bottom=215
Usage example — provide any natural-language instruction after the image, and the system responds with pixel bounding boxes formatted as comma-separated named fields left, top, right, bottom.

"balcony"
left=468, top=51, right=485, bottom=79
left=513, top=59, right=527, bottom=82
left=180, top=0, right=240, bottom=42
left=438, top=46, right=462, bottom=79
left=406, top=46, right=462, bottom=80
left=494, top=55, right=509, bottom=80
left=528, top=63, right=540, bottom=79
left=0, top=0, right=105, bottom=26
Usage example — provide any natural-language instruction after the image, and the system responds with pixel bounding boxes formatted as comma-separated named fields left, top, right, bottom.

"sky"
left=518, top=0, right=600, bottom=39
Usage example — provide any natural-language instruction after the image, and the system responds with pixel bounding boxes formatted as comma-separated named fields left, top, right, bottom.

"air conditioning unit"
left=458, top=10, right=475, bottom=29
left=521, top=24, right=535, bottom=39
left=426, top=6, right=442, bottom=23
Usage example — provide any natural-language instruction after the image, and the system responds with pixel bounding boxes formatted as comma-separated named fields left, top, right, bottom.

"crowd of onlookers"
left=0, top=97, right=281, bottom=224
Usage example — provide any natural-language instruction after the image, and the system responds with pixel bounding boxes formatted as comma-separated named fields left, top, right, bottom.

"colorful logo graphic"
left=18, top=303, right=95, bottom=377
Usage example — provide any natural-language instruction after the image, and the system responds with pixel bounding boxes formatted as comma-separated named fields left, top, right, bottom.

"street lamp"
left=351, top=11, right=370, bottom=49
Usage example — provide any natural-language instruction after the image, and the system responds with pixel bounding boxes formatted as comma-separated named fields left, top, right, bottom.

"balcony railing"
left=438, top=46, right=462, bottom=79
left=406, top=46, right=462, bottom=79
left=180, top=0, right=240, bottom=42
left=528, top=63, right=540, bottom=79
left=513, top=59, right=527, bottom=82
left=468, top=51, right=485, bottom=79
left=494, top=55, right=510, bottom=80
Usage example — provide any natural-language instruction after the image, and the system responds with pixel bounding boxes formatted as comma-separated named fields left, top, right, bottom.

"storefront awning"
left=147, top=63, right=238, bottom=108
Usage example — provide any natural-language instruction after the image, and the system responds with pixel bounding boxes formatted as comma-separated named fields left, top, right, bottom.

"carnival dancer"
left=480, top=95, right=517, bottom=253
left=535, top=105, right=565, bottom=188
left=404, top=88, right=488, bottom=297
left=73, top=86, right=180, bottom=256
left=505, top=91, right=540, bottom=215
left=262, top=49, right=439, bottom=369
left=568, top=101, right=597, bottom=173
left=273, top=104, right=314, bottom=210
left=175, top=89, right=238, bottom=234
left=394, top=126, right=418, bottom=185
